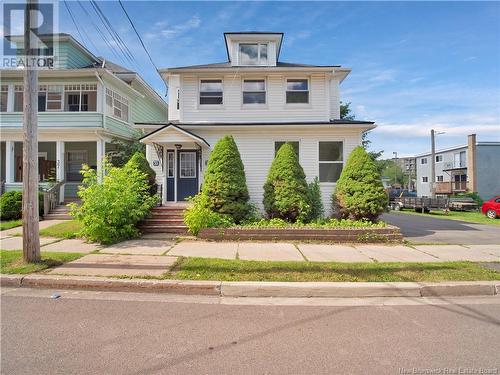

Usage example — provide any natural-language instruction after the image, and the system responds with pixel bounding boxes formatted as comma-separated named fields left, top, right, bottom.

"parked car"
left=481, top=196, right=500, bottom=219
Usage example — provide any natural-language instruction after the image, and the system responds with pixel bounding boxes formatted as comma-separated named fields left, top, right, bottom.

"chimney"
left=467, top=134, right=477, bottom=192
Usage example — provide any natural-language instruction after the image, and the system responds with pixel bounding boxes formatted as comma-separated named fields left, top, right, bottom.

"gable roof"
left=139, top=124, right=210, bottom=147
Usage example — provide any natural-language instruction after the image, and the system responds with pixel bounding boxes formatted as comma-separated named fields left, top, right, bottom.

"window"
left=243, top=80, right=266, bottom=104
left=435, top=155, right=443, bottom=162
left=239, top=43, right=268, bottom=65
left=46, top=85, right=63, bottom=111
left=106, top=88, right=129, bottom=121
left=180, top=152, right=196, bottom=178
left=286, top=79, right=309, bottom=104
left=0, top=85, right=7, bottom=112
left=421, top=158, right=428, bottom=165
left=176, top=88, right=180, bottom=110
left=64, top=84, right=97, bottom=112
left=14, top=85, right=23, bottom=112
left=275, top=141, right=299, bottom=158
left=318, top=141, right=343, bottom=183
left=167, top=152, right=174, bottom=178
left=422, top=177, right=428, bottom=183
left=437, top=175, right=444, bottom=182
left=38, top=85, right=47, bottom=112
left=199, top=80, right=223, bottom=105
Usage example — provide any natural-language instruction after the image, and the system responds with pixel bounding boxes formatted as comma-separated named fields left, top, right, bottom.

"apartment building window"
left=0, top=85, right=8, bottom=112
left=437, top=175, right=444, bottom=182
left=318, top=141, right=343, bottom=183
left=199, top=80, right=223, bottom=105
left=435, top=155, right=443, bottom=162
left=274, top=141, right=299, bottom=158
left=421, top=158, right=428, bottom=165
left=106, top=88, right=129, bottom=122
left=286, top=79, right=309, bottom=104
left=239, top=43, right=268, bottom=65
left=243, top=80, right=266, bottom=104
left=422, top=177, right=428, bottom=183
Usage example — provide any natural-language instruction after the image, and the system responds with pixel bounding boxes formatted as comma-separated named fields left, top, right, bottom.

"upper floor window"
left=243, top=80, right=266, bottom=104
left=421, top=158, right=428, bottom=165
left=319, top=141, right=343, bottom=183
left=435, top=155, right=443, bottom=162
left=199, top=80, right=223, bottom=105
left=64, top=84, right=97, bottom=112
left=422, top=176, right=428, bottom=183
left=239, top=43, right=268, bottom=65
left=46, top=85, right=63, bottom=111
left=106, top=88, right=129, bottom=122
left=286, top=79, right=309, bottom=104
left=0, top=85, right=8, bottom=112
left=14, top=85, right=23, bottom=112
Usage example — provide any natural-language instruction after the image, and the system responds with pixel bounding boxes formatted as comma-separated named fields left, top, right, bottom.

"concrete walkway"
left=0, top=220, right=66, bottom=239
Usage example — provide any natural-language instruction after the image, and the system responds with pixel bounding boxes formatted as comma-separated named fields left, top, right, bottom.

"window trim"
left=106, top=88, right=129, bottom=122
left=167, top=151, right=175, bottom=178
left=435, top=155, right=443, bottom=163
left=198, top=79, right=224, bottom=107
left=238, top=43, right=268, bottom=66
left=285, top=78, right=310, bottom=105
left=242, top=78, right=267, bottom=106
left=421, top=158, right=428, bottom=165
left=273, top=139, right=301, bottom=161
left=179, top=151, right=197, bottom=179
left=317, top=140, right=345, bottom=184
left=436, top=175, right=444, bottom=182
left=422, top=176, right=429, bottom=183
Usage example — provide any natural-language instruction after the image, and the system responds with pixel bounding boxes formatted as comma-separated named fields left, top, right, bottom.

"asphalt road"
left=382, top=212, right=500, bottom=244
left=2, top=288, right=500, bottom=375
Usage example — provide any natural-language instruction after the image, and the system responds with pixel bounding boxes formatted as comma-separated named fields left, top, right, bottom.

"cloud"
left=145, top=16, right=201, bottom=40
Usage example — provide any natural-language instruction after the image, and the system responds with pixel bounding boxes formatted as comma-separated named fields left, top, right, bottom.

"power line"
left=63, top=0, right=99, bottom=54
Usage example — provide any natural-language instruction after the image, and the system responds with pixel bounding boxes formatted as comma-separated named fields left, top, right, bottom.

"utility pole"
left=430, top=129, right=436, bottom=198
left=392, top=151, right=398, bottom=187
left=23, top=0, right=41, bottom=262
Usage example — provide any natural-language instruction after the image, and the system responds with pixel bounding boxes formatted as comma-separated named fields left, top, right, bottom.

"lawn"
left=396, top=209, right=500, bottom=226
left=0, top=250, right=84, bottom=274
left=39, top=220, right=83, bottom=239
left=0, top=220, right=22, bottom=231
left=167, top=257, right=500, bottom=282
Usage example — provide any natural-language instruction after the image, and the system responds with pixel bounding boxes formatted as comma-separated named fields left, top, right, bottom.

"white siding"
left=178, top=73, right=333, bottom=123
left=191, top=126, right=362, bottom=216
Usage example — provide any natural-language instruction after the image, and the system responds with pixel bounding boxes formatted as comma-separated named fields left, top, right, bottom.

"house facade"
left=137, top=32, right=375, bottom=215
left=0, top=33, right=167, bottom=200
left=415, top=134, right=500, bottom=200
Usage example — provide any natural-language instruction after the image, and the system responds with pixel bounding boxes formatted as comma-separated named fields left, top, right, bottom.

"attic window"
left=239, top=43, right=268, bottom=65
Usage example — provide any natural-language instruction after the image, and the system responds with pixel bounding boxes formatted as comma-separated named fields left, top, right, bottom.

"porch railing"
left=43, top=180, right=66, bottom=216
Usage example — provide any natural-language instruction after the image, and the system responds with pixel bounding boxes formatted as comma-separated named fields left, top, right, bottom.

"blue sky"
left=4, top=1, right=500, bottom=157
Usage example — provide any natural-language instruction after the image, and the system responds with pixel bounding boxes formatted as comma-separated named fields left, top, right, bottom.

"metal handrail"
left=43, top=180, right=66, bottom=216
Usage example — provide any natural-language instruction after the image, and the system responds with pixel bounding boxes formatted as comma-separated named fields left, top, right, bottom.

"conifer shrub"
left=334, top=146, right=388, bottom=221
left=201, top=135, right=251, bottom=223
left=263, top=143, right=311, bottom=222
left=306, top=177, right=324, bottom=221
left=126, top=151, right=157, bottom=197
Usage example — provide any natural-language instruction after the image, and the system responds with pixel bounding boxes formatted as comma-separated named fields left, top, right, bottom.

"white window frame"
left=437, top=175, right=444, bottom=182
left=238, top=43, right=268, bottom=66
left=0, top=85, right=9, bottom=112
left=167, top=151, right=175, bottom=178
left=435, top=155, right=443, bottom=163
left=318, top=140, right=344, bottom=184
left=242, top=79, right=266, bottom=106
left=199, top=79, right=223, bottom=106
left=422, top=176, right=428, bottom=183
left=285, top=78, right=310, bottom=105
left=106, top=88, right=129, bottom=122
left=179, top=152, right=197, bottom=179
left=421, top=158, right=428, bottom=165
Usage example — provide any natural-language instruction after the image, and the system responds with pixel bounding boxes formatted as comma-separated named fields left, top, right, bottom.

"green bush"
left=184, top=194, right=234, bottom=235
left=0, top=191, right=44, bottom=220
left=451, top=192, right=483, bottom=206
left=263, top=143, right=311, bottom=222
left=70, top=161, right=157, bottom=244
left=334, top=146, right=388, bottom=221
left=202, top=135, right=251, bottom=223
left=306, top=177, right=324, bottom=221
left=238, top=218, right=386, bottom=229
left=126, top=151, right=157, bottom=197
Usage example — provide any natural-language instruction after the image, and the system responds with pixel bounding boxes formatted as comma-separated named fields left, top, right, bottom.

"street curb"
left=1, top=275, right=499, bottom=298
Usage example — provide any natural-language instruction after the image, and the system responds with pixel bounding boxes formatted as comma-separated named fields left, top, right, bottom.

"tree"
left=340, top=101, right=355, bottom=121
left=108, top=134, right=145, bottom=167
left=263, top=143, right=311, bottom=222
left=202, top=135, right=251, bottom=223
left=334, top=146, right=388, bottom=221
left=126, top=152, right=157, bottom=197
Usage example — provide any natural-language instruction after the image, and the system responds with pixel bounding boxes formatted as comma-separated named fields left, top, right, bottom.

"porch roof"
left=139, top=124, right=210, bottom=148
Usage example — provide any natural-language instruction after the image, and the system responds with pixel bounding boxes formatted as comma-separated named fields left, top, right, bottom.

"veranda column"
left=96, top=139, right=104, bottom=183
left=5, top=141, right=14, bottom=184
left=56, top=141, right=65, bottom=202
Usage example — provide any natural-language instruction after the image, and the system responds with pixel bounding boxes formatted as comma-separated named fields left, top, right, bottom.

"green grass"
left=39, top=220, right=83, bottom=239
left=0, top=250, right=84, bottom=274
left=164, top=257, right=500, bottom=282
left=0, top=219, right=22, bottom=231
left=395, top=209, right=500, bottom=226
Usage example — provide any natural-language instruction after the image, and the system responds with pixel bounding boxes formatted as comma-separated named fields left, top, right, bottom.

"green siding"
left=1, top=113, right=103, bottom=129
left=130, top=82, right=168, bottom=123
left=105, top=116, right=137, bottom=139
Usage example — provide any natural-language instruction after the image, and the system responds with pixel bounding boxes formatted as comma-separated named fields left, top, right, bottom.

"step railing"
left=42, top=180, right=66, bottom=216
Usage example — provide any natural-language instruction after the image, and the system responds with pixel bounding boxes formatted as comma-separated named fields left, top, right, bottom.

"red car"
left=481, top=196, right=500, bottom=219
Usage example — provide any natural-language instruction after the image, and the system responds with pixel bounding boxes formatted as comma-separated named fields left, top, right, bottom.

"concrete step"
left=139, top=226, right=189, bottom=234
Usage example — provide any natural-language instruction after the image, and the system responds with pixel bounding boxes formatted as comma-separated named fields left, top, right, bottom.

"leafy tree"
left=340, top=101, right=355, bottom=120
left=263, top=143, right=311, bottom=222
left=334, top=146, right=388, bottom=221
left=109, top=134, right=145, bottom=167
left=202, top=135, right=251, bottom=223
left=126, top=151, right=157, bottom=197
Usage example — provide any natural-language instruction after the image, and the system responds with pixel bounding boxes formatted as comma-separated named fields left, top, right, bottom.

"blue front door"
left=177, top=150, right=199, bottom=201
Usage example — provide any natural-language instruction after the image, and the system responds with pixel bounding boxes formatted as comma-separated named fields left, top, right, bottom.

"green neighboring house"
left=0, top=33, right=167, bottom=200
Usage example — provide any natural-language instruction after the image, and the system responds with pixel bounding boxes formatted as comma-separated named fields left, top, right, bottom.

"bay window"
left=286, top=79, right=309, bottom=104
left=243, top=80, right=266, bottom=104
left=318, top=141, right=343, bottom=183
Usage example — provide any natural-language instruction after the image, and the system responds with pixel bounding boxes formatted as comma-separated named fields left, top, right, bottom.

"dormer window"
left=239, top=43, right=268, bottom=65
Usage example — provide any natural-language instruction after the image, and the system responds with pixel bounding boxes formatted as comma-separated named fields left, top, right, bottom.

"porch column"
left=96, top=139, right=105, bottom=183
left=5, top=141, right=14, bottom=183
left=56, top=141, right=65, bottom=202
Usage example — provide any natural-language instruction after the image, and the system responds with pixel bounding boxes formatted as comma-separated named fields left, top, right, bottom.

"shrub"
left=126, top=151, right=157, bottom=197
left=263, top=143, right=311, bottom=222
left=70, top=161, right=157, bottom=244
left=451, top=192, right=483, bottom=206
left=334, top=146, right=388, bottom=221
left=0, top=191, right=44, bottom=220
left=306, top=177, right=324, bottom=221
left=202, top=135, right=251, bottom=223
left=184, top=194, right=234, bottom=235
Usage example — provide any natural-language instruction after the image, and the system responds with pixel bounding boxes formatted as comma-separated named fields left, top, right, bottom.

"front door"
left=177, top=150, right=199, bottom=201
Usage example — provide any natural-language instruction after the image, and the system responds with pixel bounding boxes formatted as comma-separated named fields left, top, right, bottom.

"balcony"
left=435, top=181, right=469, bottom=194
left=442, top=161, right=467, bottom=170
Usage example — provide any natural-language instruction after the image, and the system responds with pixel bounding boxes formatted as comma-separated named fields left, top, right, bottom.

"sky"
left=3, top=1, right=500, bottom=157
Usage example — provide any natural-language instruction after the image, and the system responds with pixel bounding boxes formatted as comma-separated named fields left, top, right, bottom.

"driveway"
left=382, top=212, right=500, bottom=245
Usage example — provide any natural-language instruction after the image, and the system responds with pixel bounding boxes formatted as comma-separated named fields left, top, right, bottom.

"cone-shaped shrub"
left=263, top=143, right=311, bottom=222
left=334, top=146, right=388, bottom=221
left=126, top=151, right=157, bottom=197
left=202, top=135, right=251, bottom=223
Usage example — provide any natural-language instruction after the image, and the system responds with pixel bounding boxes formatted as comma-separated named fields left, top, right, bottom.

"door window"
left=167, top=152, right=175, bottom=178
left=179, top=152, right=196, bottom=178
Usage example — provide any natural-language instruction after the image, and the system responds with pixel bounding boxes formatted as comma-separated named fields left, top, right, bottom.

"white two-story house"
left=138, top=32, right=375, bottom=214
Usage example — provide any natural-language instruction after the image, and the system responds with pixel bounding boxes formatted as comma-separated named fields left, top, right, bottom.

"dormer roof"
left=224, top=32, right=284, bottom=63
